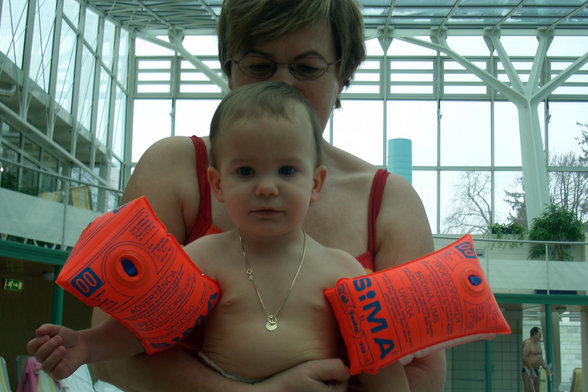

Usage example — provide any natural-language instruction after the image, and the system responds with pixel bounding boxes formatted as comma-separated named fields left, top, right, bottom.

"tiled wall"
left=444, top=309, right=522, bottom=392
left=559, top=320, right=582, bottom=388
left=493, top=311, right=523, bottom=391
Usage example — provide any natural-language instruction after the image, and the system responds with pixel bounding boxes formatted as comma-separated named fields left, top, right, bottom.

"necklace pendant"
left=246, top=268, right=254, bottom=280
left=266, top=315, right=278, bottom=331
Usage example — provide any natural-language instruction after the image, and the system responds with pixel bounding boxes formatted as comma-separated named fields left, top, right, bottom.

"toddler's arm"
left=27, top=318, right=144, bottom=380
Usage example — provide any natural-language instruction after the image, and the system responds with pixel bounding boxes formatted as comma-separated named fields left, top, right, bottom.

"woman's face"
left=228, top=22, right=343, bottom=131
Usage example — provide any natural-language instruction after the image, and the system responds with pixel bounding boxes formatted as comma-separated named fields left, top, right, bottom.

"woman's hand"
left=254, top=359, right=350, bottom=392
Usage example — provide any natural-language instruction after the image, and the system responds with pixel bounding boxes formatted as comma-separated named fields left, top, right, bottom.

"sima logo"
left=352, top=277, right=395, bottom=360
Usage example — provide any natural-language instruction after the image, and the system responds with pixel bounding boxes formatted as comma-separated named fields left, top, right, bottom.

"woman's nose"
left=269, top=65, right=297, bottom=86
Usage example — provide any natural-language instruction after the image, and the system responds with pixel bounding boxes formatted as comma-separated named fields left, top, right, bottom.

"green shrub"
left=528, top=204, right=585, bottom=261
left=487, top=222, right=526, bottom=248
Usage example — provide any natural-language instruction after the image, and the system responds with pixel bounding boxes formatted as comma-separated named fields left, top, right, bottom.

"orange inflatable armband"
left=324, top=234, right=510, bottom=375
left=56, top=196, right=220, bottom=354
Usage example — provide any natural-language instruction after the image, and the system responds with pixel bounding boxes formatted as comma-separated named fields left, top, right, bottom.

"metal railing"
left=0, top=156, right=123, bottom=249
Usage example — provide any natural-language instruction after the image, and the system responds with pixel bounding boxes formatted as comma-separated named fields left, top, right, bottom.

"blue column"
left=387, top=138, right=412, bottom=184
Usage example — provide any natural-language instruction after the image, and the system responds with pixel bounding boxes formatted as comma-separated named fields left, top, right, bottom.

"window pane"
left=63, top=0, right=79, bottom=25
left=175, top=99, right=220, bottom=138
left=96, top=67, right=111, bottom=145
left=0, top=0, right=27, bottom=67
left=547, top=36, right=588, bottom=57
left=30, top=0, right=56, bottom=92
left=83, top=7, right=99, bottom=50
left=332, top=101, right=384, bottom=166
left=495, top=171, right=524, bottom=224
left=56, top=22, right=76, bottom=112
left=548, top=102, right=588, bottom=157
left=388, top=101, right=437, bottom=166
left=132, top=100, right=171, bottom=162
left=182, top=35, right=218, bottom=56
left=136, top=37, right=173, bottom=56
left=365, top=38, right=384, bottom=56
left=440, top=170, right=491, bottom=234
left=413, top=170, right=438, bottom=234
left=117, top=28, right=129, bottom=85
left=446, top=36, right=489, bottom=56
left=440, top=101, right=490, bottom=166
left=388, top=36, right=437, bottom=56
left=112, top=86, right=126, bottom=158
left=102, top=19, right=115, bottom=70
left=500, top=36, right=537, bottom=56
left=494, top=102, right=522, bottom=166
left=77, top=46, right=96, bottom=131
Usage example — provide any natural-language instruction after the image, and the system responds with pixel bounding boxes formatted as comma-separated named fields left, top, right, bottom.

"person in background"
left=522, top=327, right=550, bottom=392
left=91, top=0, right=446, bottom=390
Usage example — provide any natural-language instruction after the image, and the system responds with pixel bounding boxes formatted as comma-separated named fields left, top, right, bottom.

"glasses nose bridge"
left=270, top=62, right=298, bottom=83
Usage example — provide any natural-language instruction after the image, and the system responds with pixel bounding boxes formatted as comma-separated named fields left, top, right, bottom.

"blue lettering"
left=374, top=338, right=395, bottom=359
left=208, top=292, right=218, bottom=310
left=364, top=301, right=388, bottom=333
left=353, top=277, right=372, bottom=292
left=71, top=267, right=103, bottom=298
left=455, top=241, right=477, bottom=259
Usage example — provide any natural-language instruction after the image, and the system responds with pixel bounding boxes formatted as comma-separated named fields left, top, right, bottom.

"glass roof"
left=86, top=1, right=588, bottom=37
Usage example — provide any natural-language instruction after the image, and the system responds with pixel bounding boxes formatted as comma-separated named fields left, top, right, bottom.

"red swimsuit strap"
left=187, top=136, right=212, bottom=244
left=367, top=169, right=390, bottom=256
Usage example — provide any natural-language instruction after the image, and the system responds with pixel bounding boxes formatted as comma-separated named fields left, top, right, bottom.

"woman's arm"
left=374, top=174, right=447, bottom=391
left=91, top=307, right=349, bottom=392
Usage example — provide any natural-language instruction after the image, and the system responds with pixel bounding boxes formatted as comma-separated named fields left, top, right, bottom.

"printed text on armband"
left=129, top=270, right=177, bottom=315
left=352, top=277, right=396, bottom=361
left=435, top=261, right=462, bottom=327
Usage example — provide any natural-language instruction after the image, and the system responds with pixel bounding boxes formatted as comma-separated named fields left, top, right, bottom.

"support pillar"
left=515, top=100, right=550, bottom=225
left=582, top=312, right=588, bottom=392
left=50, top=266, right=63, bottom=325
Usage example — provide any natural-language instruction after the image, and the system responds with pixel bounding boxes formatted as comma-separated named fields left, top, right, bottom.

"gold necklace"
left=239, top=231, right=307, bottom=332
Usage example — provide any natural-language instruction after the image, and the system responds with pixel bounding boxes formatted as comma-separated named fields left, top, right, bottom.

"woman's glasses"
left=229, top=53, right=340, bottom=81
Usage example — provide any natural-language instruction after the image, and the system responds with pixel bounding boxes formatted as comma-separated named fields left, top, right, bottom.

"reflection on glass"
left=30, top=0, right=56, bottom=92
left=77, top=46, right=96, bottom=131
left=56, top=23, right=76, bottom=112
left=96, top=67, right=111, bottom=145
left=112, top=86, right=126, bottom=158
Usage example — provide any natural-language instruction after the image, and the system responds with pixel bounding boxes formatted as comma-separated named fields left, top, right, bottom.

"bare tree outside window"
left=443, top=171, right=492, bottom=234
left=445, top=122, right=587, bottom=234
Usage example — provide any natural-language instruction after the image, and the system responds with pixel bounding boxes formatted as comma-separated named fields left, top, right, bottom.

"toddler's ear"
left=310, top=165, right=327, bottom=203
left=207, top=167, right=224, bottom=202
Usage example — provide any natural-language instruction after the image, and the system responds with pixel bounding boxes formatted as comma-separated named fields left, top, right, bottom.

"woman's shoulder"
left=141, top=135, right=200, bottom=160
left=126, top=136, right=201, bottom=194
left=374, top=172, right=434, bottom=269
left=325, top=147, right=378, bottom=187
left=123, top=136, right=204, bottom=243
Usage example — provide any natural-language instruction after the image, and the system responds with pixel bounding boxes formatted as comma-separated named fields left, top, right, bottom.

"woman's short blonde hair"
left=217, top=0, right=365, bottom=108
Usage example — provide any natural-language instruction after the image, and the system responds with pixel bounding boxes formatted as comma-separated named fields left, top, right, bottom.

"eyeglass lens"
left=236, top=54, right=333, bottom=80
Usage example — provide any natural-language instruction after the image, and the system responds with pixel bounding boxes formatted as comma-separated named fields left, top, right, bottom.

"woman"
left=92, top=0, right=446, bottom=391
